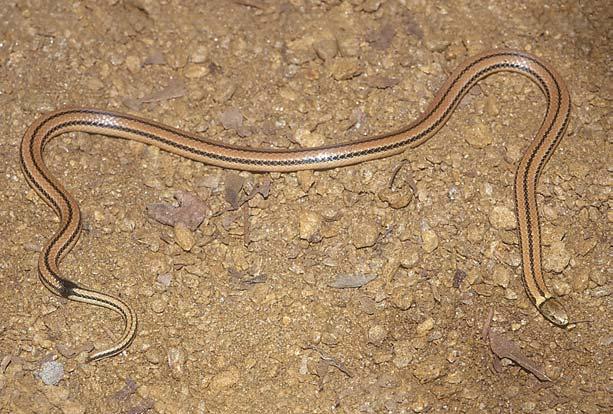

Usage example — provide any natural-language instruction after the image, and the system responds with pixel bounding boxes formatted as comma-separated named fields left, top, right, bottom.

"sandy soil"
left=0, top=1, right=610, bottom=413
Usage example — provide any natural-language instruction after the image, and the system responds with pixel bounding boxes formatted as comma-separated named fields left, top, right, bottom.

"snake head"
left=538, top=298, right=569, bottom=327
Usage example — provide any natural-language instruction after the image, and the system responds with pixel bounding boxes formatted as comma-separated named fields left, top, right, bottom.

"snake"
left=20, top=49, right=571, bottom=362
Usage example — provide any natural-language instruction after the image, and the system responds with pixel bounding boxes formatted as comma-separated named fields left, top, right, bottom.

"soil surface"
left=0, top=1, right=610, bottom=413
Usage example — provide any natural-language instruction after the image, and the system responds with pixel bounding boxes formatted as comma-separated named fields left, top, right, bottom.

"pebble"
left=421, top=228, right=438, bottom=253
left=312, top=37, right=338, bottom=61
left=392, top=340, right=414, bottom=368
left=416, top=318, right=434, bottom=336
left=184, top=64, right=208, bottom=79
left=464, top=122, right=493, bottom=148
left=294, top=128, right=325, bottom=147
left=378, top=187, right=413, bottom=209
left=543, top=241, right=571, bottom=273
left=350, top=217, right=379, bottom=248
left=210, top=366, right=240, bottom=391
left=363, top=0, right=382, bottom=12
left=368, top=324, right=388, bottom=346
left=412, top=357, right=445, bottom=383
left=157, top=272, right=172, bottom=288
left=150, top=296, right=167, bottom=314
left=571, top=270, right=590, bottom=292
left=296, top=170, right=315, bottom=192
left=489, top=206, right=517, bottom=230
left=400, top=251, right=420, bottom=268
left=174, top=222, right=196, bottom=251
left=38, top=360, right=64, bottom=386
left=337, top=34, right=360, bottom=57
left=492, top=265, right=511, bottom=288
left=167, top=348, right=185, bottom=378
left=190, top=45, right=209, bottom=63
left=219, top=107, right=243, bottom=131
left=213, top=79, right=237, bottom=103
left=390, top=287, right=413, bottom=310
left=61, top=401, right=86, bottom=414
left=298, top=211, right=322, bottom=242
left=330, top=57, right=362, bottom=80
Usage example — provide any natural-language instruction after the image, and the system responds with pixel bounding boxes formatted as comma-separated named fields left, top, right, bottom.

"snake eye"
left=539, top=298, right=569, bottom=327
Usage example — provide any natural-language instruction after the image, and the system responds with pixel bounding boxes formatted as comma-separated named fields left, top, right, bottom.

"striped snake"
left=20, top=49, right=571, bottom=361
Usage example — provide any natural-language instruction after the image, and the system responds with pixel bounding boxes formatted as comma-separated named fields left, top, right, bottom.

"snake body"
left=20, top=50, right=571, bottom=361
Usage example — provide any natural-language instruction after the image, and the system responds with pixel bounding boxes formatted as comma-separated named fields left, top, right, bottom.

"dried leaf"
left=366, top=75, right=400, bottom=89
left=220, top=107, right=243, bottom=130
left=453, top=269, right=467, bottom=289
left=484, top=309, right=551, bottom=381
left=126, top=398, right=154, bottom=414
left=329, top=274, right=377, bottom=288
left=141, top=78, right=186, bottom=103
left=143, top=49, right=166, bottom=66
left=488, top=333, right=551, bottom=381
left=224, top=173, right=245, bottom=210
left=366, top=23, right=396, bottom=50
left=111, top=378, right=138, bottom=401
left=146, top=191, right=208, bottom=230
left=233, top=0, right=266, bottom=9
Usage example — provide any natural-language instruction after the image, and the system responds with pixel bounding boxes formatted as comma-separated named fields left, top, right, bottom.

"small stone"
left=350, top=217, right=379, bottom=248
left=214, top=79, right=237, bottom=103
left=297, top=170, right=315, bottom=192
left=61, top=400, right=86, bottom=414
left=190, top=45, right=209, bottom=63
left=368, top=324, right=388, bottom=346
left=337, top=34, right=360, bottom=57
left=330, top=57, right=362, bottom=80
left=219, top=107, right=243, bottom=131
left=413, top=356, right=445, bottom=383
left=125, top=55, right=141, bottom=73
left=157, top=273, right=172, bottom=288
left=551, top=279, right=571, bottom=297
left=390, top=287, right=413, bottom=310
left=150, top=297, right=167, bottom=314
left=543, top=241, right=571, bottom=273
left=184, top=64, right=208, bottom=79
left=446, top=371, right=463, bottom=384
left=521, top=401, right=536, bottom=413
left=298, top=211, right=322, bottom=242
left=363, top=0, right=382, bottom=12
left=571, top=269, right=589, bottom=292
left=312, top=38, right=338, bottom=61
left=400, top=251, right=420, bottom=268
left=489, top=206, right=517, bottom=230
left=174, top=222, right=196, bottom=251
left=294, top=128, right=325, bottom=147
left=38, top=360, right=64, bottom=386
left=210, top=366, right=240, bottom=391
left=378, top=187, right=413, bottom=209
left=416, top=318, right=434, bottom=336
left=167, top=348, right=185, bottom=378
left=392, top=340, right=414, bottom=368
left=464, top=122, right=492, bottom=148
left=421, top=228, right=438, bottom=253
left=492, top=265, right=511, bottom=288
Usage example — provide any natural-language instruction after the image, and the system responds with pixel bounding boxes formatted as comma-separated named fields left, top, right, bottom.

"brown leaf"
left=141, top=78, right=186, bottom=103
left=367, top=23, right=396, bottom=50
left=219, top=107, right=244, bottom=130
left=146, top=191, right=208, bottom=230
left=143, top=49, right=166, bottom=66
left=366, top=75, right=400, bottom=89
left=488, top=333, right=551, bottom=381
left=224, top=173, right=245, bottom=210
left=329, top=274, right=377, bottom=288
left=111, top=378, right=138, bottom=401
left=453, top=269, right=467, bottom=289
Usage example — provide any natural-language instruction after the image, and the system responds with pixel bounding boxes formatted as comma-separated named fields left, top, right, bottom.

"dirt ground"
left=0, top=0, right=610, bottom=413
